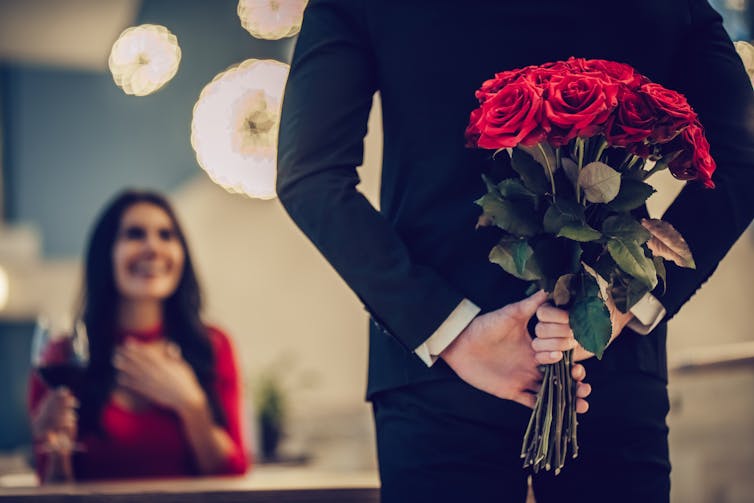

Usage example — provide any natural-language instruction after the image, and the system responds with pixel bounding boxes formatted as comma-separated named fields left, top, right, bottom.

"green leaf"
left=552, top=273, right=575, bottom=306
left=497, top=178, right=539, bottom=208
left=489, top=237, right=543, bottom=281
left=653, top=256, right=667, bottom=295
left=578, top=161, right=621, bottom=203
left=602, top=214, right=651, bottom=244
left=562, top=157, right=579, bottom=187
left=475, top=193, right=541, bottom=237
left=532, top=237, right=583, bottom=291
left=543, top=200, right=601, bottom=242
left=592, top=254, right=617, bottom=284
left=641, top=218, right=696, bottom=269
left=607, top=238, right=658, bottom=290
left=579, top=268, right=602, bottom=298
left=543, top=200, right=584, bottom=233
left=511, top=148, right=550, bottom=195
left=558, top=224, right=602, bottom=242
left=607, top=179, right=656, bottom=211
left=569, top=294, right=612, bottom=359
left=608, top=275, right=650, bottom=313
left=518, top=143, right=557, bottom=173
left=481, top=174, right=500, bottom=195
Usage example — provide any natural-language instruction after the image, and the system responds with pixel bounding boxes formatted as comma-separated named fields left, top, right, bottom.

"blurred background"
left=0, top=1, right=751, bottom=502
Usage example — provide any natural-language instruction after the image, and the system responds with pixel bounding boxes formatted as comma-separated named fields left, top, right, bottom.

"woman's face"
left=112, top=202, right=185, bottom=302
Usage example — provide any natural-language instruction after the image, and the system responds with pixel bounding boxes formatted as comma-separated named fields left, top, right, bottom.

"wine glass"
left=30, top=315, right=89, bottom=482
left=31, top=316, right=89, bottom=390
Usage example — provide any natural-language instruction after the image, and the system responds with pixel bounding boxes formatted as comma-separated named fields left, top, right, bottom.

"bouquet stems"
left=521, top=350, right=578, bottom=474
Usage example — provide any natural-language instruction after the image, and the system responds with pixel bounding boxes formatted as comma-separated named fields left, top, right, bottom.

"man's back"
left=278, top=0, right=754, bottom=396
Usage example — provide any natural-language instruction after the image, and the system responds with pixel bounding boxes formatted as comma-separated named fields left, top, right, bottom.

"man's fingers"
left=532, top=335, right=576, bottom=353
left=536, top=304, right=569, bottom=324
left=511, top=290, right=548, bottom=319
left=576, top=398, right=590, bottom=414
left=575, top=382, right=591, bottom=398
left=534, top=350, right=563, bottom=365
left=571, top=363, right=586, bottom=381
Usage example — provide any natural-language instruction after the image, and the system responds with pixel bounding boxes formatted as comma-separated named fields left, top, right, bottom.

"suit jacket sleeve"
left=656, top=0, right=754, bottom=321
left=276, top=0, right=465, bottom=351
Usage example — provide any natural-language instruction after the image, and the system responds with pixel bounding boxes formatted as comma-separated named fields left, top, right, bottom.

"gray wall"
left=1, top=0, right=294, bottom=257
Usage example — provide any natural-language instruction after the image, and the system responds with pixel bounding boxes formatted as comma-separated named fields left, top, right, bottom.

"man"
left=276, top=1, right=754, bottom=502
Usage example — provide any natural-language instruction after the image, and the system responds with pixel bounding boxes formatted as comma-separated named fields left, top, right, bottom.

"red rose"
left=640, top=83, right=696, bottom=143
left=574, top=58, right=648, bottom=88
left=475, top=79, right=547, bottom=149
left=465, top=107, right=484, bottom=147
left=667, top=122, right=716, bottom=188
left=475, top=67, right=529, bottom=104
left=543, top=72, right=618, bottom=146
left=605, top=87, right=655, bottom=147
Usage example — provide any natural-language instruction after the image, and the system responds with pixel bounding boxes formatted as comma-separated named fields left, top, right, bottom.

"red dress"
left=29, top=325, right=250, bottom=481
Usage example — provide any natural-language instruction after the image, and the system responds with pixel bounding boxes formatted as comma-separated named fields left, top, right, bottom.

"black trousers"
left=372, top=370, right=670, bottom=503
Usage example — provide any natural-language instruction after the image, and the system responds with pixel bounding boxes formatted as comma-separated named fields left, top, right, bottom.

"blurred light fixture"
left=237, top=0, right=308, bottom=40
left=108, top=24, right=181, bottom=96
left=735, top=41, right=754, bottom=88
left=0, top=265, right=8, bottom=312
left=191, top=59, right=290, bottom=199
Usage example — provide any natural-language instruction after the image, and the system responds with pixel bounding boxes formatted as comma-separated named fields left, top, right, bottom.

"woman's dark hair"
left=76, top=189, right=226, bottom=432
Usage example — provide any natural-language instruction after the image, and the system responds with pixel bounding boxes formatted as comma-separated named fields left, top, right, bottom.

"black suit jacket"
left=277, top=0, right=754, bottom=398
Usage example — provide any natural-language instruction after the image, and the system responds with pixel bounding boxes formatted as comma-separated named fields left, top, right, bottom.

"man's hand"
left=534, top=295, right=634, bottom=362
left=440, top=291, right=590, bottom=411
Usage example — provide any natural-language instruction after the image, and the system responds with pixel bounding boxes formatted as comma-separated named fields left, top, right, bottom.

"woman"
left=29, top=189, right=249, bottom=482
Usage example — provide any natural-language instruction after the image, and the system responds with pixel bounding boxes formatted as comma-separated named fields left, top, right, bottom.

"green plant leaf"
left=481, top=174, right=500, bottom=195
left=533, top=237, right=583, bottom=291
left=475, top=193, right=541, bottom=237
left=602, top=214, right=651, bottom=244
left=641, top=218, right=696, bottom=269
left=608, top=275, right=650, bottom=313
left=552, top=273, right=575, bottom=306
left=543, top=200, right=584, bottom=233
left=558, top=224, right=602, bottom=242
left=569, top=294, right=612, bottom=359
left=519, top=143, right=557, bottom=173
left=607, top=179, right=656, bottom=211
left=512, top=148, right=550, bottom=195
left=497, top=178, right=539, bottom=208
left=489, top=237, right=543, bottom=281
left=543, top=200, right=601, bottom=242
left=562, top=157, right=579, bottom=187
left=578, top=161, right=621, bottom=203
left=592, top=253, right=617, bottom=284
left=607, top=238, right=658, bottom=290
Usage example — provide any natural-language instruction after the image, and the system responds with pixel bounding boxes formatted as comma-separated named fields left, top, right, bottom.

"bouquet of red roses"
left=465, top=57, right=714, bottom=474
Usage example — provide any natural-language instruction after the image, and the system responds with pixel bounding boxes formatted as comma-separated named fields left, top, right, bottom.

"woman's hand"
left=31, top=387, right=78, bottom=450
left=113, top=340, right=207, bottom=415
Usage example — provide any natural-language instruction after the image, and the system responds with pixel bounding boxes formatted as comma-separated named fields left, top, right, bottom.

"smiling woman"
left=27, top=190, right=249, bottom=483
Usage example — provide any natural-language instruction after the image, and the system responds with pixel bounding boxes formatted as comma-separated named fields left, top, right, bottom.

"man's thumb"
left=515, top=290, right=548, bottom=318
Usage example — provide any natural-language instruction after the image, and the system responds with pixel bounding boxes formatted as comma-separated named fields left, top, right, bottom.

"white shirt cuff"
left=627, top=293, right=666, bottom=335
left=414, top=299, right=481, bottom=367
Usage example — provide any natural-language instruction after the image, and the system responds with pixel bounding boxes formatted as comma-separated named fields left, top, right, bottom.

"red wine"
left=37, top=364, right=85, bottom=389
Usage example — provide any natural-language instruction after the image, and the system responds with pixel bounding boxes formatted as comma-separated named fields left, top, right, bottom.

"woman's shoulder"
left=204, top=325, right=238, bottom=359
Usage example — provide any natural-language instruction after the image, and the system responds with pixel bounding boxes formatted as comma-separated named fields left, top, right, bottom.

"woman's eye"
left=123, top=226, right=146, bottom=240
left=159, top=229, right=176, bottom=241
